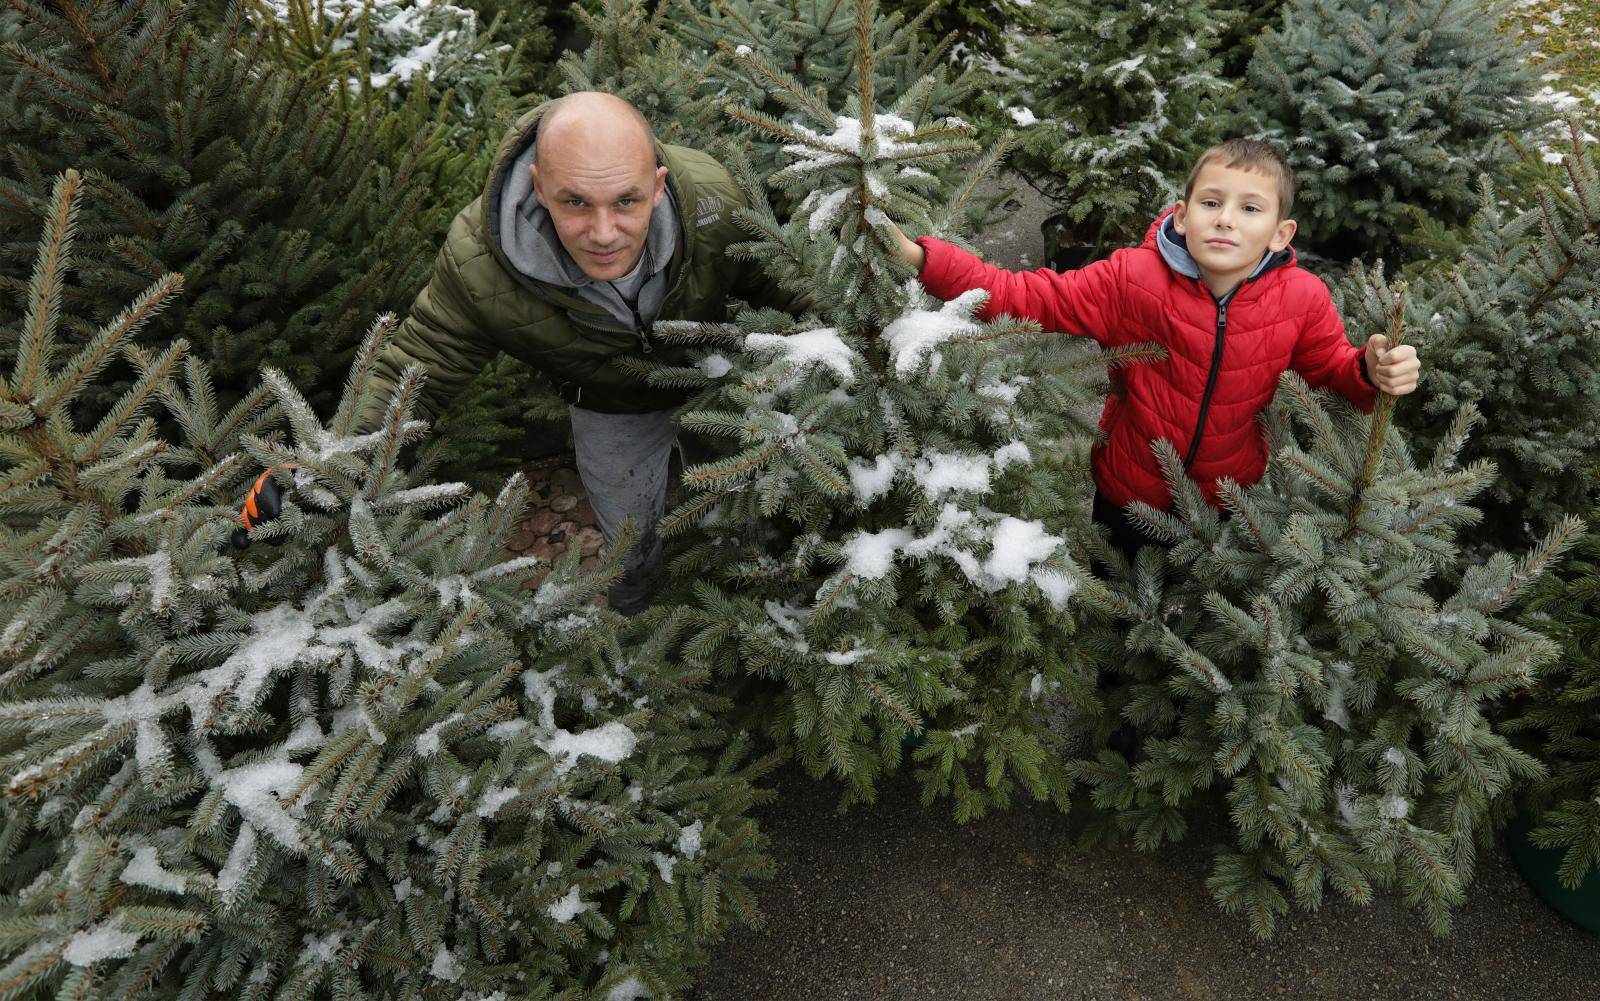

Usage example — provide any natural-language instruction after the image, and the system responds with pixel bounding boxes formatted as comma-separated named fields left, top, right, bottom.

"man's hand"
left=884, top=218, right=926, bottom=273
left=1364, top=334, right=1420, bottom=396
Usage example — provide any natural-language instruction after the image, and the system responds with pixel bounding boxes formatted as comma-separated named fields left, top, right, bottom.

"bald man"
left=366, top=92, right=807, bottom=615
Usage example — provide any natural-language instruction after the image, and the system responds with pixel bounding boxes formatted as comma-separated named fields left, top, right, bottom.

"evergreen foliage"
left=626, top=0, right=1143, bottom=819
left=1069, top=283, right=1583, bottom=936
left=563, top=0, right=1000, bottom=225
left=0, top=172, right=776, bottom=1000
left=1215, top=0, right=1287, bottom=78
left=1512, top=528, right=1600, bottom=889
left=247, top=0, right=513, bottom=113
left=999, top=0, right=1236, bottom=258
left=0, top=0, right=468, bottom=419
left=1338, top=124, right=1600, bottom=549
left=880, top=0, right=1031, bottom=64
left=1244, top=0, right=1549, bottom=258
left=556, top=0, right=731, bottom=150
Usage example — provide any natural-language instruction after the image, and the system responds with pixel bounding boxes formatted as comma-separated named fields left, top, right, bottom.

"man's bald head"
left=535, top=91, right=657, bottom=169
left=528, top=91, right=670, bottom=282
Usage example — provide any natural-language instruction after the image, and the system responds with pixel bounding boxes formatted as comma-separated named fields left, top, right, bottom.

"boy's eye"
left=1201, top=199, right=1220, bottom=208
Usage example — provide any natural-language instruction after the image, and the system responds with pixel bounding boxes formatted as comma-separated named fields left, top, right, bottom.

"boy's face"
left=1172, top=163, right=1297, bottom=293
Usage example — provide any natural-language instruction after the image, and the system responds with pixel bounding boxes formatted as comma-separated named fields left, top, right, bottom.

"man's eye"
left=618, top=198, right=636, bottom=207
left=566, top=199, right=585, bottom=208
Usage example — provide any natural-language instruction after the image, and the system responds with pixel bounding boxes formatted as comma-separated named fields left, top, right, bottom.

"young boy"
left=889, top=139, right=1422, bottom=561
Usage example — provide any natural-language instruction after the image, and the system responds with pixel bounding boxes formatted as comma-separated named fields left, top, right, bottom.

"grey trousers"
left=569, top=405, right=681, bottom=617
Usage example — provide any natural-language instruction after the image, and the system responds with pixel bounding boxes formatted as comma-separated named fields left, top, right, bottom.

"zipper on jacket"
left=1182, top=289, right=1231, bottom=472
left=609, top=280, right=653, bottom=354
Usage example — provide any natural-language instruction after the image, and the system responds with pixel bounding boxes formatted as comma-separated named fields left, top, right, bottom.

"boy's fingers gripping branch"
left=1364, top=334, right=1422, bottom=396
left=884, top=218, right=926, bottom=272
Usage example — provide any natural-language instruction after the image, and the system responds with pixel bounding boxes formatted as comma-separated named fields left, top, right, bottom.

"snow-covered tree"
left=1337, top=124, right=1600, bottom=550
left=563, top=0, right=1001, bottom=225
left=249, top=0, right=512, bottom=110
left=999, top=0, right=1236, bottom=260
left=0, top=172, right=776, bottom=1000
left=1069, top=281, right=1583, bottom=936
left=1245, top=0, right=1549, bottom=259
left=624, top=2, right=1143, bottom=820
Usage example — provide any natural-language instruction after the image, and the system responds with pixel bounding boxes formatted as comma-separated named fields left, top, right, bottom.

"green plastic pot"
left=1507, top=808, right=1600, bottom=935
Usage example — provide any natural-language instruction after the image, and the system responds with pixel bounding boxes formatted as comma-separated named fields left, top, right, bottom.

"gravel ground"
left=691, top=766, right=1600, bottom=1001
left=683, top=176, right=1600, bottom=1000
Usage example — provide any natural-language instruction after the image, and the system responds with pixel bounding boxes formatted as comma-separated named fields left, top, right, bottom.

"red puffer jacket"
left=915, top=212, right=1377, bottom=512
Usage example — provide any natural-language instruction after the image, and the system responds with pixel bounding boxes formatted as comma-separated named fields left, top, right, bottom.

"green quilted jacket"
left=366, top=102, right=801, bottom=417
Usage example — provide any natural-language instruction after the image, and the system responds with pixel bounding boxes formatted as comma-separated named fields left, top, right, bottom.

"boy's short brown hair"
left=1183, top=139, right=1296, bottom=218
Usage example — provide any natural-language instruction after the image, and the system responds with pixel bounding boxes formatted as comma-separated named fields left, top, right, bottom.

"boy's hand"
left=1365, top=334, right=1420, bottom=396
left=883, top=218, right=926, bottom=272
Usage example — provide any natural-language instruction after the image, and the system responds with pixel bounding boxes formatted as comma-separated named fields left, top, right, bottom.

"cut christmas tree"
left=1337, top=123, right=1600, bottom=550
left=0, top=171, right=777, bottom=1000
left=1070, top=281, right=1583, bottom=936
left=0, top=0, right=472, bottom=418
left=998, top=0, right=1236, bottom=264
left=1244, top=0, right=1549, bottom=260
left=1507, top=524, right=1600, bottom=930
left=624, top=0, right=1147, bottom=820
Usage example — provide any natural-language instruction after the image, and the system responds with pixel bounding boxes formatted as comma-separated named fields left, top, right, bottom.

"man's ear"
left=1171, top=200, right=1189, bottom=236
left=528, top=163, right=544, bottom=207
left=1270, top=217, right=1297, bottom=252
left=652, top=165, right=669, bottom=207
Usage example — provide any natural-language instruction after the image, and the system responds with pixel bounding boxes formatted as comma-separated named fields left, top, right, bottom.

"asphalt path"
left=692, top=764, right=1600, bottom=1001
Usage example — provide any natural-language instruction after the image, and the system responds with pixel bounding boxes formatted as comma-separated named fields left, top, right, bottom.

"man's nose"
left=591, top=208, right=619, bottom=244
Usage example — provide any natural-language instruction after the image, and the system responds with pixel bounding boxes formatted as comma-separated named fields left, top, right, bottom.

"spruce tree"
left=1069, top=283, right=1583, bottom=936
left=1337, top=124, right=1600, bottom=549
left=1000, top=0, right=1236, bottom=261
left=0, top=172, right=777, bottom=999
left=556, top=0, right=731, bottom=150
left=626, top=0, right=1143, bottom=820
left=0, top=0, right=465, bottom=417
left=1512, top=527, right=1600, bottom=889
left=1244, top=0, right=1549, bottom=259
left=880, top=0, right=1031, bottom=64
left=248, top=0, right=511, bottom=112
left=564, top=0, right=1000, bottom=225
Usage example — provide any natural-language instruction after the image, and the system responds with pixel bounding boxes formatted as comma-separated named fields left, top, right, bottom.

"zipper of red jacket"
left=1182, top=288, right=1234, bottom=472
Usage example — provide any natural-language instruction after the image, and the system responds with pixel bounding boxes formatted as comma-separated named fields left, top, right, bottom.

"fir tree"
left=1511, top=527, right=1600, bottom=889
left=880, top=0, right=1031, bottom=64
left=626, top=0, right=1146, bottom=820
left=999, top=0, right=1236, bottom=260
left=247, top=0, right=513, bottom=113
left=1068, top=282, right=1583, bottom=936
left=564, top=0, right=1001, bottom=225
left=556, top=0, right=732, bottom=150
left=0, top=0, right=467, bottom=418
left=0, top=172, right=777, bottom=1000
left=1244, top=0, right=1549, bottom=259
left=1338, top=124, right=1600, bottom=550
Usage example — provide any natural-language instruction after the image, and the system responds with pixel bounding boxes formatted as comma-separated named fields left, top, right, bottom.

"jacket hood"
left=482, top=102, right=680, bottom=329
left=1147, top=209, right=1292, bottom=288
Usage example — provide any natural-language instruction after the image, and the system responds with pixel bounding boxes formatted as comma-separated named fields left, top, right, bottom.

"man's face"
left=1172, top=162, right=1296, bottom=292
left=530, top=147, right=669, bottom=282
